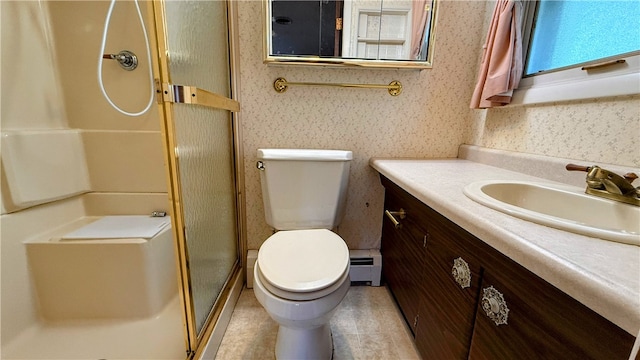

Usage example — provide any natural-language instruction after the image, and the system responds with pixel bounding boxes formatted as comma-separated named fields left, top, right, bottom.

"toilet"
left=253, top=148, right=352, bottom=359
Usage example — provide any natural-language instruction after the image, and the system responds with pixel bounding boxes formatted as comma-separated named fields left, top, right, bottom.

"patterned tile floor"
left=216, top=285, right=420, bottom=359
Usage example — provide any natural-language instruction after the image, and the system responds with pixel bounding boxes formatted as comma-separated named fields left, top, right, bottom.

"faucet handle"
left=565, top=163, right=591, bottom=172
left=624, top=172, right=638, bottom=184
left=567, top=164, right=638, bottom=183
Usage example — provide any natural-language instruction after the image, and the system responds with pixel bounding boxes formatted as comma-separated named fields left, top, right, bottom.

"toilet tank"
left=257, top=149, right=352, bottom=230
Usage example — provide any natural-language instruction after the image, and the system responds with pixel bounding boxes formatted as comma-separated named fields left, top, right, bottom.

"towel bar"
left=273, top=77, right=402, bottom=96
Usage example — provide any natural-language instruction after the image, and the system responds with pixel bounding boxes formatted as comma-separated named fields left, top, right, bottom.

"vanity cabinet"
left=379, top=176, right=636, bottom=360
left=381, top=178, right=429, bottom=335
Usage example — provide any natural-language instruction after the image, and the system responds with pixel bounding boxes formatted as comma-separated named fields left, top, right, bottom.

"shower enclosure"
left=0, top=0, right=243, bottom=358
left=151, top=0, right=244, bottom=356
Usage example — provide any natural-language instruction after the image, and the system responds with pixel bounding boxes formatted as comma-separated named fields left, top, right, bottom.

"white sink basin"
left=463, top=180, right=640, bottom=246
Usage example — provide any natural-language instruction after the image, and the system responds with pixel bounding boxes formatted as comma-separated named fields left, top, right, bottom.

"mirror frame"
left=263, top=0, right=439, bottom=69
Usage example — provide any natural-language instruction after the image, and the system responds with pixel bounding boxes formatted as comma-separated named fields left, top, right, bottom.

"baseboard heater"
left=246, top=249, right=382, bottom=288
left=348, top=249, right=382, bottom=286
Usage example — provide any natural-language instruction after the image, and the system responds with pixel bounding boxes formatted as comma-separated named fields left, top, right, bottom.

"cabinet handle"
left=481, top=286, right=509, bottom=326
left=452, top=257, right=471, bottom=289
left=384, top=209, right=406, bottom=229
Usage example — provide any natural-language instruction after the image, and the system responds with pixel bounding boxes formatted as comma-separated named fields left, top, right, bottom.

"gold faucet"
left=566, top=164, right=640, bottom=206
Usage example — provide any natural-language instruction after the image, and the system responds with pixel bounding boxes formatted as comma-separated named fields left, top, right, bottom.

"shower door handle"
left=160, top=83, right=240, bottom=112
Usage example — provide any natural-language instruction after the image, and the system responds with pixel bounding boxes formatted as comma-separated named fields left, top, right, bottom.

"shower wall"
left=49, top=1, right=159, bottom=130
left=47, top=1, right=165, bottom=193
left=0, top=0, right=168, bottom=347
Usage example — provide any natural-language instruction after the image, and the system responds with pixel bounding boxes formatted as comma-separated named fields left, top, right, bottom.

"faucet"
left=566, top=164, right=640, bottom=206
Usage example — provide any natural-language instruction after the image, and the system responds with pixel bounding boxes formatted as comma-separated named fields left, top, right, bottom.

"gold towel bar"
left=273, top=77, right=402, bottom=96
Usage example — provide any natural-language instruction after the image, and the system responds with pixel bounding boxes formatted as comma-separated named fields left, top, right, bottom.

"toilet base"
left=275, top=324, right=332, bottom=360
left=253, top=260, right=349, bottom=359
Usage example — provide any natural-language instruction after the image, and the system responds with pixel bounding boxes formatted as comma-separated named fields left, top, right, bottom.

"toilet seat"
left=256, top=262, right=349, bottom=301
left=257, top=229, right=349, bottom=301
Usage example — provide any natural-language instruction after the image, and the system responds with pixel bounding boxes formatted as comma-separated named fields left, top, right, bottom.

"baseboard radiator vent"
left=349, top=249, right=382, bottom=286
left=246, top=249, right=382, bottom=289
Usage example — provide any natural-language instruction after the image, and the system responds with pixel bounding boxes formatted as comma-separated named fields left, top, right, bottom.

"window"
left=525, top=1, right=639, bottom=75
left=512, top=0, right=640, bottom=105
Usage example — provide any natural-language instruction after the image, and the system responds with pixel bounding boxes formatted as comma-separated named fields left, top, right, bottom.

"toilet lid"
left=258, top=229, right=349, bottom=293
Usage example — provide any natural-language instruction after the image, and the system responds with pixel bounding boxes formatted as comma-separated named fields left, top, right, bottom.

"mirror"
left=264, top=0, right=438, bottom=69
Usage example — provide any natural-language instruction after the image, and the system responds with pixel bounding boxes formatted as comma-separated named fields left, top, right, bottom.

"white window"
left=511, top=0, right=640, bottom=105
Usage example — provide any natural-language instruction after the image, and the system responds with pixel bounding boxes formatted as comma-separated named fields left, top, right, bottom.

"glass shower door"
left=150, top=0, right=240, bottom=354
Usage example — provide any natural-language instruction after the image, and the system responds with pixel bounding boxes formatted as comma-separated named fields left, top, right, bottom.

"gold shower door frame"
left=148, top=1, right=245, bottom=357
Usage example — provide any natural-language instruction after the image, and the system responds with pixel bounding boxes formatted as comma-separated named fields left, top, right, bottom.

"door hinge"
left=413, top=314, right=419, bottom=328
left=336, top=17, right=343, bottom=31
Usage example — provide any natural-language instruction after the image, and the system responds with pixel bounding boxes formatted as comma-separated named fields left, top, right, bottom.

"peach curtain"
left=410, top=0, right=430, bottom=60
left=470, top=0, right=524, bottom=109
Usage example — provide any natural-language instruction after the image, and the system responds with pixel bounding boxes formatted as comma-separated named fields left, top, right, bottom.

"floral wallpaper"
left=467, top=95, right=640, bottom=167
left=237, top=0, right=640, bottom=252
left=466, top=1, right=640, bottom=168
left=236, top=0, right=487, bottom=250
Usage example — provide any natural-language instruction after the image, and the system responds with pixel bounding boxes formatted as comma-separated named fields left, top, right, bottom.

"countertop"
left=370, top=158, right=640, bottom=336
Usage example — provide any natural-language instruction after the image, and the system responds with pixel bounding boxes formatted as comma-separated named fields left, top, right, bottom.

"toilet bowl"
left=253, top=229, right=350, bottom=359
left=254, top=148, right=353, bottom=359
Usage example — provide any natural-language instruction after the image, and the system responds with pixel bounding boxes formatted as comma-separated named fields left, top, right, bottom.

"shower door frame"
left=147, top=0, right=246, bottom=357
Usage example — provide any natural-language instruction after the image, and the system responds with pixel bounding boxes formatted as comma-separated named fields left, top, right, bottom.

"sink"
left=463, top=180, right=640, bottom=246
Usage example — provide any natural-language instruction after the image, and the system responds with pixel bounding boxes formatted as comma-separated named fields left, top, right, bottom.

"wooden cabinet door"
left=469, top=263, right=636, bottom=360
left=414, top=209, right=484, bottom=360
left=381, top=179, right=428, bottom=335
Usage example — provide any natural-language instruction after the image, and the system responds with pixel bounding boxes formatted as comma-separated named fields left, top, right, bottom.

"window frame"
left=510, top=1, right=640, bottom=106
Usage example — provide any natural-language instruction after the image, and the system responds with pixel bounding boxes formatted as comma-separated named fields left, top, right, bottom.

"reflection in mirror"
left=271, top=0, right=341, bottom=57
left=266, top=0, right=437, bottom=68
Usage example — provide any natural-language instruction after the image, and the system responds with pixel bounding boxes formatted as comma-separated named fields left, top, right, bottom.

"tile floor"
left=215, top=285, right=420, bottom=359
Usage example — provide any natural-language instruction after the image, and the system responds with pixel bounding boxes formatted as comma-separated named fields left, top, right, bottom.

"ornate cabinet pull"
left=452, top=257, right=471, bottom=289
left=481, top=286, right=509, bottom=326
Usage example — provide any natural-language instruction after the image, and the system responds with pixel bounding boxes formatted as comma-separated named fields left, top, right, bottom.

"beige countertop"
left=370, top=157, right=640, bottom=336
